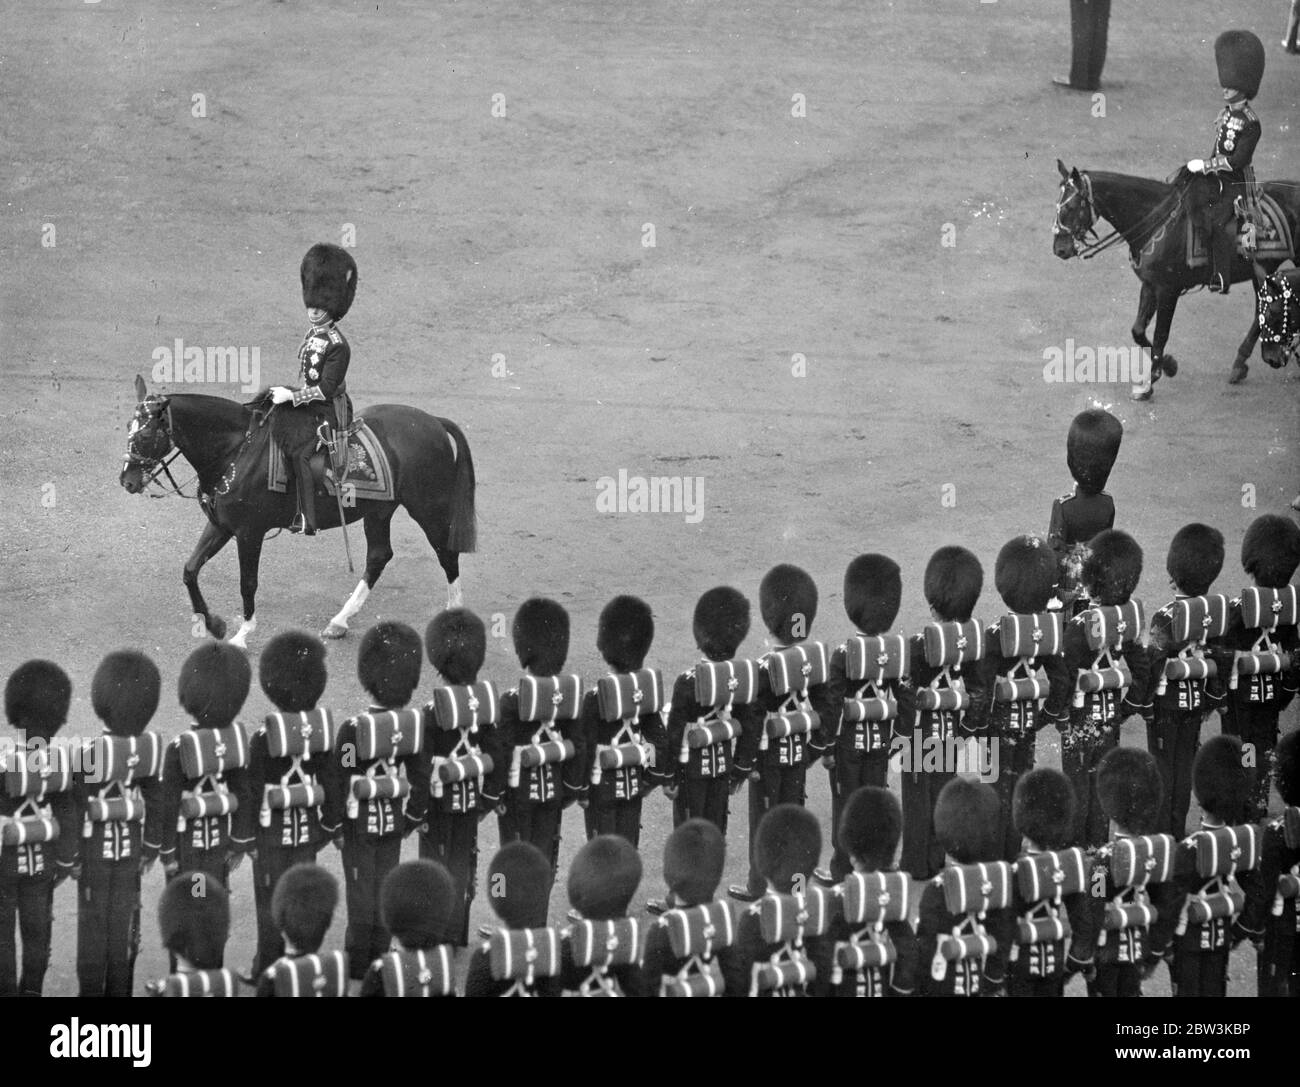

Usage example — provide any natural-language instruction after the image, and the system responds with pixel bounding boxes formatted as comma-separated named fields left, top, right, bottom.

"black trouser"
left=900, top=767, right=955, bottom=881
left=342, top=831, right=402, bottom=981
left=278, top=405, right=331, bottom=531
left=1009, top=971, right=1066, bottom=998
left=677, top=775, right=730, bottom=835
left=1220, top=696, right=1281, bottom=821
left=419, top=809, right=479, bottom=947
left=499, top=798, right=563, bottom=887
left=828, top=747, right=889, bottom=881
left=584, top=796, right=644, bottom=847
left=992, top=737, right=1036, bottom=862
left=77, top=855, right=142, bottom=997
left=1258, top=903, right=1298, bottom=998
left=0, top=863, right=55, bottom=997
left=1088, top=962, right=1142, bottom=997
left=252, top=839, right=321, bottom=974
left=1060, top=728, right=1119, bottom=848
left=1147, top=708, right=1201, bottom=838
left=1169, top=940, right=1229, bottom=998
left=744, top=758, right=807, bottom=896
left=1068, top=0, right=1110, bottom=89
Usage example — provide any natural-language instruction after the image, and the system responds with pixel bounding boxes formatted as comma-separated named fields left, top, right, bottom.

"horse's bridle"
left=1258, top=273, right=1299, bottom=354
left=123, top=396, right=196, bottom=499
left=1054, top=173, right=1100, bottom=256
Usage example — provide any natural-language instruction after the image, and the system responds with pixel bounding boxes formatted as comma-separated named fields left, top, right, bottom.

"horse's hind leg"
left=1151, top=290, right=1180, bottom=378
left=322, top=506, right=395, bottom=639
left=183, top=520, right=233, bottom=639
left=408, top=509, right=463, bottom=610
left=1229, top=284, right=1262, bottom=384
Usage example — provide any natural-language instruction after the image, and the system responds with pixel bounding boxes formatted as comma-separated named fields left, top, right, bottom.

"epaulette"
left=328, top=327, right=342, bottom=345
left=1240, top=104, right=1257, bottom=122
left=1058, top=492, right=1074, bottom=504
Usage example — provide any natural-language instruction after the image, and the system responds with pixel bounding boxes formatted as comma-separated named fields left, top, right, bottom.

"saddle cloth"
left=1185, top=193, right=1294, bottom=267
left=269, top=419, right=395, bottom=502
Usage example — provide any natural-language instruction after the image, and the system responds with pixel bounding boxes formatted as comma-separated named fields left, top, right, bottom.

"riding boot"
left=1209, top=224, right=1235, bottom=294
left=291, top=455, right=318, bottom=536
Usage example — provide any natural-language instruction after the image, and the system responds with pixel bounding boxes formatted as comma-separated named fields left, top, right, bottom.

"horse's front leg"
left=227, top=532, right=265, bottom=649
left=183, top=520, right=233, bottom=640
left=1131, top=281, right=1157, bottom=351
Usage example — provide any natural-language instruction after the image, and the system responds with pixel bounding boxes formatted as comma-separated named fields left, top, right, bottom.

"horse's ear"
left=1070, top=167, right=1082, bottom=184
left=134, top=374, right=147, bottom=403
left=1057, top=159, right=1069, bottom=180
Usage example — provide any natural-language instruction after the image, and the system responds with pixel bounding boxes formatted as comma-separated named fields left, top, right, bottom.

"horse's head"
left=1053, top=159, right=1095, bottom=260
left=1258, top=271, right=1300, bottom=369
left=120, top=375, right=174, bottom=494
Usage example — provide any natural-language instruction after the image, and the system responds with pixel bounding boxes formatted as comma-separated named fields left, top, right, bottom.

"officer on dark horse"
left=270, top=243, right=356, bottom=536
left=1052, top=30, right=1298, bottom=393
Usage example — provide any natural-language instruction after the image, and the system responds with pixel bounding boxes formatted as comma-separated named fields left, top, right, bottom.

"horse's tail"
left=440, top=418, right=477, bottom=554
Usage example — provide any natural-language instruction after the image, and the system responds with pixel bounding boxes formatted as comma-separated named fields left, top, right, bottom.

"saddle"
left=1184, top=192, right=1294, bottom=268
left=267, top=416, right=395, bottom=502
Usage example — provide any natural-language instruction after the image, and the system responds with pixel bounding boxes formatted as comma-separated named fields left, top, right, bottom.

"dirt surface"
left=2, top=0, right=1297, bottom=996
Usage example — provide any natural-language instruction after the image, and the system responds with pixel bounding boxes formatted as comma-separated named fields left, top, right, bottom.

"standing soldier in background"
left=1183, top=31, right=1265, bottom=295
left=270, top=244, right=357, bottom=535
left=1054, top=0, right=1110, bottom=93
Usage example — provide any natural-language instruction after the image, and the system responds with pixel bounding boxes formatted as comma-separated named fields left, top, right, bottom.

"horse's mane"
left=1081, top=170, right=1174, bottom=198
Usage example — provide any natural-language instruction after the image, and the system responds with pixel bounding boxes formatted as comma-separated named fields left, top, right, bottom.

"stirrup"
left=288, top=513, right=316, bottom=537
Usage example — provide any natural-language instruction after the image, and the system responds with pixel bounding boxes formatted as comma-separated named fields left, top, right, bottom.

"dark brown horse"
left=1258, top=267, right=1300, bottom=370
left=119, top=374, right=476, bottom=646
left=1052, top=160, right=1300, bottom=392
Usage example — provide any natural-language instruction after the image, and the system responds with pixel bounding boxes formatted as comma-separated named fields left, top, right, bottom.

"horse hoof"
left=208, top=616, right=227, bottom=640
left=1130, top=381, right=1153, bottom=402
left=1227, top=363, right=1249, bottom=385
left=1160, top=355, right=1177, bottom=378
left=321, top=623, right=348, bottom=640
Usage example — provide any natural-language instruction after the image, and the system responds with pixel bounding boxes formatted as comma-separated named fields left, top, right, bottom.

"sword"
left=321, top=420, right=355, bottom=573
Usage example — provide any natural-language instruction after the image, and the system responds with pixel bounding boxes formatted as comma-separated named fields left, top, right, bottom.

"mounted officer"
left=270, top=244, right=357, bottom=535
left=1183, top=30, right=1265, bottom=296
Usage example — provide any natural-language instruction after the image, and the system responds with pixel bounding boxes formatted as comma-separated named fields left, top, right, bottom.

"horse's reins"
left=1059, top=173, right=1184, bottom=261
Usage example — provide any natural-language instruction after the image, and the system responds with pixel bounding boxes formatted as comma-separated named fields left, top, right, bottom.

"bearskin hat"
left=1097, top=746, right=1164, bottom=834
left=934, top=778, right=1001, bottom=863
left=923, top=545, right=983, bottom=622
left=1166, top=524, right=1226, bottom=597
left=91, top=650, right=160, bottom=738
left=382, top=860, right=456, bottom=950
left=258, top=631, right=327, bottom=713
left=1066, top=409, right=1123, bottom=495
left=271, top=863, right=339, bottom=956
left=1193, top=735, right=1255, bottom=824
left=425, top=609, right=486, bottom=686
left=843, top=554, right=903, bottom=635
left=838, top=786, right=903, bottom=871
left=301, top=243, right=357, bottom=321
left=1082, top=530, right=1143, bottom=606
left=357, top=621, right=422, bottom=708
left=158, top=871, right=230, bottom=970
left=994, top=535, right=1059, bottom=615
left=511, top=598, right=570, bottom=676
left=1215, top=30, right=1265, bottom=100
left=692, top=586, right=751, bottom=661
left=568, top=835, right=643, bottom=921
left=597, top=595, right=655, bottom=673
left=1275, top=730, right=1300, bottom=808
left=759, top=564, right=819, bottom=643
left=4, top=660, right=72, bottom=739
left=663, top=819, right=726, bottom=906
left=487, top=841, right=552, bottom=929
left=177, top=642, right=251, bottom=730
left=1013, top=769, right=1077, bottom=851
left=1241, top=514, right=1300, bottom=588
left=754, top=804, right=821, bottom=893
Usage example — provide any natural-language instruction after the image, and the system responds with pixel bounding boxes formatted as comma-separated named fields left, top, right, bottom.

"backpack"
left=842, top=635, right=910, bottom=752
left=486, top=926, right=562, bottom=997
left=566, top=917, right=642, bottom=997
left=1073, top=602, right=1144, bottom=724
left=260, top=709, right=334, bottom=826
left=993, top=612, right=1063, bottom=736
left=658, top=900, right=736, bottom=997
left=1102, top=834, right=1175, bottom=965
left=1231, top=586, right=1297, bottom=705
left=427, top=683, right=499, bottom=814
left=269, top=950, right=348, bottom=997
left=750, top=886, right=836, bottom=996
left=1013, top=848, right=1087, bottom=978
left=934, top=861, right=1012, bottom=996
left=376, top=946, right=455, bottom=997
left=592, top=670, right=663, bottom=798
left=762, top=643, right=829, bottom=767
left=832, top=871, right=910, bottom=995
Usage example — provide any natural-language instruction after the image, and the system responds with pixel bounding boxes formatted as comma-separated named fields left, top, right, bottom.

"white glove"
left=270, top=386, right=293, bottom=404
left=1186, top=159, right=1206, bottom=174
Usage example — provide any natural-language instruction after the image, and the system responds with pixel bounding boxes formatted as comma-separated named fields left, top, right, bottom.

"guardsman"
left=270, top=243, right=357, bottom=535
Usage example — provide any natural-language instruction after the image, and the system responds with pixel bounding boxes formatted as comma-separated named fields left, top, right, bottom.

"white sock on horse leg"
left=330, top=580, right=370, bottom=630
left=447, top=579, right=463, bottom=610
left=228, top=616, right=258, bottom=649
